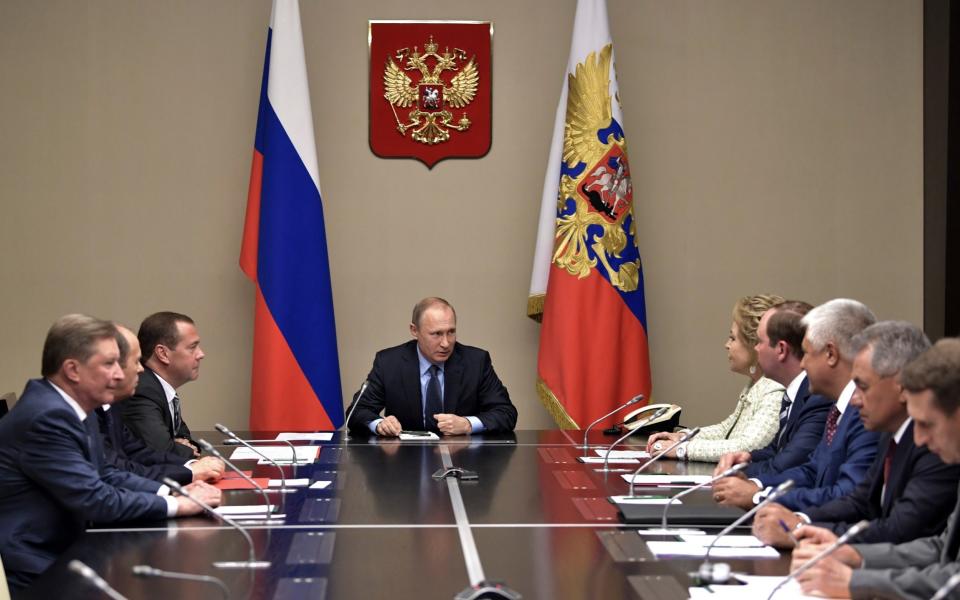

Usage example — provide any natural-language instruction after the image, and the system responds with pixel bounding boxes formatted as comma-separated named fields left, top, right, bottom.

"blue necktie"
left=425, top=365, right=443, bottom=432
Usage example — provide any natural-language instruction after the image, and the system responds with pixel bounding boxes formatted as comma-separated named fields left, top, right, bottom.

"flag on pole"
left=531, top=0, right=652, bottom=429
left=240, top=0, right=343, bottom=431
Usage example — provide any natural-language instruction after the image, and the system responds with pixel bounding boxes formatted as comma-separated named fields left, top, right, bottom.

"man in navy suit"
left=713, top=298, right=880, bottom=511
left=754, top=321, right=959, bottom=547
left=118, top=312, right=205, bottom=460
left=0, top=315, right=220, bottom=592
left=99, top=324, right=223, bottom=485
left=347, top=297, right=517, bottom=436
left=714, top=300, right=833, bottom=479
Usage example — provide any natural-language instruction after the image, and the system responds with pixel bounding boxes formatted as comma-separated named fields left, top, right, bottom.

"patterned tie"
left=172, top=395, right=183, bottom=436
left=824, top=406, right=841, bottom=446
left=425, top=365, right=443, bottom=433
left=882, top=438, right=897, bottom=484
left=776, top=392, right=792, bottom=447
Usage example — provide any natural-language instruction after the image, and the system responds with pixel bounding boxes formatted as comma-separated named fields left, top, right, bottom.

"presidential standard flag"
left=240, top=0, right=343, bottom=431
left=531, top=0, right=652, bottom=429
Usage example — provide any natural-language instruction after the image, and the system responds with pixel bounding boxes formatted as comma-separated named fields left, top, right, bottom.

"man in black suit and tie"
left=714, top=300, right=833, bottom=478
left=100, top=324, right=223, bottom=485
left=753, top=321, right=959, bottom=548
left=0, top=315, right=220, bottom=592
left=118, top=311, right=205, bottom=460
left=792, top=338, right=960, bottom=599
left=347, top=297, right=517, bottom=436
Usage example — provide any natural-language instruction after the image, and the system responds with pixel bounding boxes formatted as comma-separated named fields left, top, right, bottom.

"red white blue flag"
left=530, top=0, right=652, bottom=429
left=240, top=0, right=343, bottom=431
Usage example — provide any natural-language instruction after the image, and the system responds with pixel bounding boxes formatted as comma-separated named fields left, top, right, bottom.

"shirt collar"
left=836, top=379, right=856, bottom=414
left=154, top=371, right=178, bottom=405
left=416, top=345, right=444, bottom=376
left=893, top=417, right=912, bottom=444
left=786, top=371, right=806, bottom=402
left=47, top=379, right=89, bottom=422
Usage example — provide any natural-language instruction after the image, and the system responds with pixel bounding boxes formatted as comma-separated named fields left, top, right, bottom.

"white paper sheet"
left=593, top=449, right=651, bottom=459
left=577, top=456, right=640, bottom=464
left=229, top=446, right=319, bottom=464
left=214, top=504, right=276, bottom=516
left=267, top=478, right=310, bottom=488
left=689, top=575, right=824, bottom=599
left=609, top=496, right=676, bottom=505
left=646, top=541, right=779, bottom=559
left=398, top=431, right=440, bottom=441
left=638, top=528, right=706, bottom=536
left=275, top=432, right=334, bottom=441
left=309, top=481, right=333, bottom=489
left=678, top=534, right=766, bottom=548
left=620, top=474, right=714, bottom=486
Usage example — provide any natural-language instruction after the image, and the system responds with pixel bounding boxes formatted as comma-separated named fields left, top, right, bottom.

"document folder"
left=615, top=502, right=745, bottom=526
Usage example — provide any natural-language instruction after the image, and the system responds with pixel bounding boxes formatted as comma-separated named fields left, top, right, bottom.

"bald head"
left=114, top=324, right=144, bottom=401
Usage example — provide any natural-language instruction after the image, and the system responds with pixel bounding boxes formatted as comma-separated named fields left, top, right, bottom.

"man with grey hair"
left=714, top=298, right=880, bottom=511
left=753, top=321, right=960, bottom=548
left=0, top=314, right=221, bottom=591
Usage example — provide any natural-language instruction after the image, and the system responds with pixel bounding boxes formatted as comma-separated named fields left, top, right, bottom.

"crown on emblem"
left=424, top=35, right=438, bottom=53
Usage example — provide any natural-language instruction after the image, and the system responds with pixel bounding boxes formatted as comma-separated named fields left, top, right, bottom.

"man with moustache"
left=753, top=321, right=958, bottom=548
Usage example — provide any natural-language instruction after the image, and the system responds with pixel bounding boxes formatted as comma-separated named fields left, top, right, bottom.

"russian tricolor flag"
left=240, top=0, right=343, bottom=431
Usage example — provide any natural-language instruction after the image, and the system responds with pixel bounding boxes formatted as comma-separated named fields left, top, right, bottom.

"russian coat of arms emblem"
left=369, top=21, right=492, bottom=168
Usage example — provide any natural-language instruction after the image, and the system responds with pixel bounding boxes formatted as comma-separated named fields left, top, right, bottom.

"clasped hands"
left=375, top=414, right=472, bottom=437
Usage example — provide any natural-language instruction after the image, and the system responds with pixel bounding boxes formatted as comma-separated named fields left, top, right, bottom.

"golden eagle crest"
left=383, top=35, right=479, bottom=145
left=553, top=44, right=640, bottom=293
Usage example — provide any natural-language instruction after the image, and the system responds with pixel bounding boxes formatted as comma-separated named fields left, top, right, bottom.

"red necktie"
left=824, top=406, right=841, bottom=446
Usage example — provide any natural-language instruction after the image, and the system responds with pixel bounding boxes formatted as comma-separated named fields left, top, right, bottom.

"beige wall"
left=0, top=1, right=922, bottom=430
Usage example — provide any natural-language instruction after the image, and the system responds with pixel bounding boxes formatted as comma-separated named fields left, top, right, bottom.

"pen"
left=779, top=519, right=800, bottom=546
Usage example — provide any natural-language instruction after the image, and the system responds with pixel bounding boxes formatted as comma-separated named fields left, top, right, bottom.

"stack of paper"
left=229, top=446, right=319, bottom=464
left=689, top=575, right=823, bottom=599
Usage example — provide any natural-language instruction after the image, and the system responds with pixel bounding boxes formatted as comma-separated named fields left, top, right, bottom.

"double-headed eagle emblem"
left=553, top=44, right=640, bottom=293
left=383, top=35, right=479, bottom=145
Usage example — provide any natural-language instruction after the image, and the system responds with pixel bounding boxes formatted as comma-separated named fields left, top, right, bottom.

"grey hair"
left=801, top=299, right=877, bottom=359
left=849, top=321, right=931, bottom=377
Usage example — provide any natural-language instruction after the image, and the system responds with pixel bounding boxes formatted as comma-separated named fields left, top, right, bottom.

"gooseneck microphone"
left=68, top=560, right=128, bottom=600
left=660, top=462, right=749, bottom=530
left=215, top=423, right=286, bottom=491
left=343, top=380, right=370, bottom=440
left=600, top=405, right=672, bottom=473
left=579, top=394, right=644, bottom=454
left=133, top=565, right=230, bottom=599
left=196, top=439, right=274, bottom=518
left=163, top=477, right=270, bottom=569
left=697, top=479, right=795, bottom=584
left=626, top=427, right=702, bottom=497
left=766, top=519, right=871, bottom=600
left=931, top=572, right=960, bottom=600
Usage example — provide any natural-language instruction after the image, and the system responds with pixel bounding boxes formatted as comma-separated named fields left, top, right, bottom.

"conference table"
left=21, top=430, right=792, bottom=599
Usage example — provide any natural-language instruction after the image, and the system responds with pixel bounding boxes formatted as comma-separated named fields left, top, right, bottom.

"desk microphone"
left=765, top=519, right=871, bottom=600
left=697, top=479, right=795, bottom=584
left=626, top=427, right=702, bottom=497
left=68, top=560, right=128, bottom=600
left=931, top=572, right=960, bottom=600
left=163, top=477, right=270, bottom=569
left=133, top=565, right=230, bottom=599
left=578, top=394, right=644, bottom=454
left=196, top=439, right=274, bottom=518
left=600, top=406, right=671, bottom=473
left=660, top=462, right=749, bottom=530
left=343, top=379, right=370, bottom=440
left=216, top=424, right=287, bottom=491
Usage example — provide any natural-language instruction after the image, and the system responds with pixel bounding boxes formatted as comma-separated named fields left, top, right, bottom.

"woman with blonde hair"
left=645, top=294, right=786, bottom=462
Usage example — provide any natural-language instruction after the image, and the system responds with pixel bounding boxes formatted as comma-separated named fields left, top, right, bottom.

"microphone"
left=68, top=560, right=128, bottom=600
left=163, top=477, right=270, bottom=569
left=931, top=572, right=960, bottom=600
left=660, top=462, right=748, bottom=530
left=133, top=565, right=230, bottom=599
left=578, top=394, right=644, bottom=454
left=599, top=405, right=672, bottom=473
left=697, top=479, right=795, bottom=584
left=215, top=424, right=287, bottom=492
left=196, top=439, right=275, bottom=519
left=766, top=519, right=871, bottom=600
left=343, top=379, right=370, bottom=440
left=626, top=427, right=702, bottom=497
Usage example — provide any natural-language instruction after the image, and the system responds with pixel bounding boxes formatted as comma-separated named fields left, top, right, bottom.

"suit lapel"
left=780, top=376, right=810, bottom=450
left=443, top=346, right=462, bottom=415
left=145, top=368, right=176, bottom=437
left=401, top=343, right=424, bottom=429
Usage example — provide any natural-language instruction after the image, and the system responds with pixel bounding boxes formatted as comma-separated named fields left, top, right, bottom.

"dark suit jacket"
left=347, top=340, right=518, bottom=433
left=805, top=421, right=960, bottom=544
left=96, top=406, right=193, bottom=485
left=760, top=401, right=880, bottom=511
left=117, top=368, right=195, bottom=460
left=0, top=379, right=168, bottom=590
left=745, top=375, right=833, bottom=479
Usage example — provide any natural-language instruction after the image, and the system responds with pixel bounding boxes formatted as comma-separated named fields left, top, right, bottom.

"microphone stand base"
left=454, top=580, right=522, bottom=600
left=212, top=560, right=271, bottom=570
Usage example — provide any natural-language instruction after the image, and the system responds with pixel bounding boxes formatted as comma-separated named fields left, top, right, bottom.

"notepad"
left=229, top=446, right=319, bottom=464
left=275, top=432, right=334, bottom=441
left=594, top=449, right=651, bottom=459
left=309, top=481, right=333, bottom=489
left=646, top=541, right=779, bottom=559
left=577, top=456, right=640, bottom=464
left=620, top=474, right=714, bottom=486
left=609, top=496, right=677, bottom=505
left=398, top=431, right=440, bottom=441
left=268, top=478, right=310, bottom=488
left=688, top=576, right=817, bottom=599
left=214, top=504, right=276, bottom=516
left=214, top=477, right=269, bottom=491
left=678, top=534, right=765, bottom=548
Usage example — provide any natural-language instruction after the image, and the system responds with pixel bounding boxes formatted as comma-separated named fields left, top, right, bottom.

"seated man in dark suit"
left=713, top=298, right=880, bottom=511
left=754, top=321, right=960, bottom=548
left=100, top=324, right=223, bottom=485
left=715, top=300, right=833, bottom=479
left=118, top=311, right=204, bottom=460
left=0, top=314, right=220, bottom=592
left=347, top=297, right=517, bottom=436
left=792, top=339, right=960, bottom=599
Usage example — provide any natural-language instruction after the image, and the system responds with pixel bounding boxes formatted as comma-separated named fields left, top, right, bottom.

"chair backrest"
left=0, top=392, right=15, bottom=420
left=0, top=550, right=11, bottom=600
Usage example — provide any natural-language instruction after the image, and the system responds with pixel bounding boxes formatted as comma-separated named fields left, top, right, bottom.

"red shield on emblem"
left=578, top=146, right=633, bottom=223
left=369, top=21, right=492, bottom=168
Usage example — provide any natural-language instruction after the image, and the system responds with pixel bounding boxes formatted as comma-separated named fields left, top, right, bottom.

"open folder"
left=616, top=501, right=745, bottom=525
